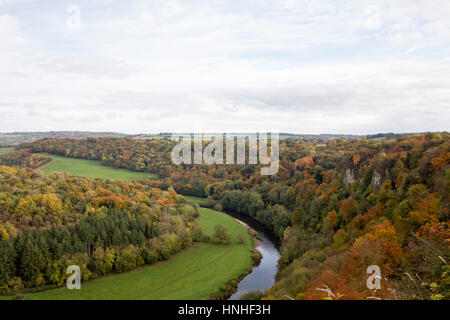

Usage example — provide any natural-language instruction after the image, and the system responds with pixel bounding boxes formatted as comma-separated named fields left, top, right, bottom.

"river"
left=225, top=211, right=280, bottom=300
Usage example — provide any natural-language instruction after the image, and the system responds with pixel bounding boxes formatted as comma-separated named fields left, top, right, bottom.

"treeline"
left=0, top=131, right=126, bottom=147
left=0, top=165, right=200, bottom=294
left=0, top=150, right=51, bottom=168
left=21, top=132, right=450, bottom=299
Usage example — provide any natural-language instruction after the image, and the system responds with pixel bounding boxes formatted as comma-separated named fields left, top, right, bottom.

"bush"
left=239, top=290, right=265, bottom=300
left=12, top=293, right=24, bottom=300
left=192, top=226, right=205, bottom=242
left=251, top=250, right=262, bottom=266
left=207, top=196, right=215, bottom=207
left=140, top=247, right=158, bottom=265
left=114, top=245, right=142, bottom=273
left=211, top=225, right=231, bottom=244
left=236, top=232, right=246, bottom=244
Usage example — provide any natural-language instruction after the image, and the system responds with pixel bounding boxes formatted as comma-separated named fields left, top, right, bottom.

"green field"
left=185, top=196, right=209, bottom=206
left=40, top=154, right=157, bottom=181
left=0, top=147, right=13, bottom=155
left=18, top=207, right=252, bottom=300
left=196, top=207, right=246, bottom=241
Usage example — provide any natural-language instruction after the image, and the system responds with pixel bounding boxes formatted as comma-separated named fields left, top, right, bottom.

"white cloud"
left=0, top=14, right=24, bottom=47
left=0, top=0, right=449, bottom=134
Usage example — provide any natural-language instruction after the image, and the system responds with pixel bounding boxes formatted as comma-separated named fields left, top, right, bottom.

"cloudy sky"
left=0, top=0, right=449, bottom=134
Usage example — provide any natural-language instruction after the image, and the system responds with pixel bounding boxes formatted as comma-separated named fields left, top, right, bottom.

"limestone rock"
left=371, top=170, right=382, bottom=189
left=343, top=168, right=355, bottom=187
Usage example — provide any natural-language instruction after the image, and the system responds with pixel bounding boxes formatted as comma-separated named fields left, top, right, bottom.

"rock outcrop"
left=343, top=168, right=355, bottom=187
left=371, top=170, right=382, bottom=189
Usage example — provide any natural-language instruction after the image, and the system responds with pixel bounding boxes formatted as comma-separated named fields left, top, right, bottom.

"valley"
left=0, top=133, right=448, bottom=300
left=0, top=151, right=258, bottom=300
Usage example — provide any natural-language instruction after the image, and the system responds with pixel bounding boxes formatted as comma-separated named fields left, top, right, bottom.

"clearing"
left=0, top=147, right=13, bottom=155
left=40, top=153, right=157, bottom=181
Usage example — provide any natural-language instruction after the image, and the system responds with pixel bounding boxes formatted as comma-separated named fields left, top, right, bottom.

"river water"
left=226, top=211, right=280, bottom=300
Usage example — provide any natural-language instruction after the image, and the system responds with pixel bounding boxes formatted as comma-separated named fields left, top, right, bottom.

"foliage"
left=0, top=165, right=199, bottom=292
left=211, top=225, right=231, bottom=244
left=17, top=132, right=450, bottom=299
left=0, top=150, right=51, bottom=168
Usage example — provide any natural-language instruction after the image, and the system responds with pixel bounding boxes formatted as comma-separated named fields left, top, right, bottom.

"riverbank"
left=185, top=197, right=280, bottom=300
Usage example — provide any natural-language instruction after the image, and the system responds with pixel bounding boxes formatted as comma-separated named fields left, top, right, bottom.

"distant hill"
left=0, top=131, right=127, bottom=146
left=131, top=132, right=420, bottom=141
left=0, top=131, right=426, bottom=146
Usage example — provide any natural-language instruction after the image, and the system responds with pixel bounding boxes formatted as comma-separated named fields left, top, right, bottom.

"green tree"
left=212, top=225, right=231, bottom=245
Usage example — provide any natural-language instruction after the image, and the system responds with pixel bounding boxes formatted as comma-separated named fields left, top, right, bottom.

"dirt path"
left=234, top=218, right=250, bottom=229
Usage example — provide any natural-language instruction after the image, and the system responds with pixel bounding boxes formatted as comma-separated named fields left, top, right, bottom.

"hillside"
left=0, top=132, right=127, bottom=147
left=0, top=165, right=199, bottom=294
left=19, top=132, right=450, bottom=299
left=0, top=131, right=422, bottom=147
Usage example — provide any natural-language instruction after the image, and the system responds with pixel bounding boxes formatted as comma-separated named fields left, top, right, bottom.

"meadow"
left=20, top=207, right=252, bottom=300
left=0, top=147, right=13, bottom=155
left=40, top=153, right=157, bottom=181
left=185, top=196, right=209, bottom=206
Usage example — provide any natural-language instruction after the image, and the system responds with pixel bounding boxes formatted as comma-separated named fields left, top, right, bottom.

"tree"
left=0, top=241, right=16, bottom=288
left=19, top=239, right=43, bottom=286
left=236, top=232, right=245, bottom=244
left=212, top=225, right=231, bottom=244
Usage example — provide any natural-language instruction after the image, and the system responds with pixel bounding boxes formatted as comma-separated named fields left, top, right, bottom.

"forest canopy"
left=6, top=132, right=450, bottom=299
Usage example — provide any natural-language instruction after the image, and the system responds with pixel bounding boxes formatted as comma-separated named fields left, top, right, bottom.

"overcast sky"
left=0, top=0, right=449, bottom=134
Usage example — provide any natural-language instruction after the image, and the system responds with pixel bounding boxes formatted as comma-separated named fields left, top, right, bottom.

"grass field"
left=185, top=196, right=209, bottom=206
left=0, top=147, right=13, bottom=155
left=40, top=153, right=157, bottom=181
left=196, top=207, right=247, bottom=241
left=18, top=207, right=252, bottom=300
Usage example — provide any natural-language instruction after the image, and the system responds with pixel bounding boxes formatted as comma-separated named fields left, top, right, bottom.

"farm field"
left=196, top=207, right=247, bottom=240
left=16, top=207, right=252, bottom=300
left=185, top=196, right=209, bottom=206
left=40, top=153, right=157, bottom=181
left=0, top=147, right=13, bottom=155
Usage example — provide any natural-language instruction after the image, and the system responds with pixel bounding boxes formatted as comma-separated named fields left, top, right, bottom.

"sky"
left=0, top=0, right=449, bottom=134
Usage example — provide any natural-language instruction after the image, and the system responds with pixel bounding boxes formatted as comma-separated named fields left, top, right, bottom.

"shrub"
left=239, top=290, right=265, bottom=300
left=236, top=232, right=246, bottom=244
left=211, top=225, right=231, bottom=244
